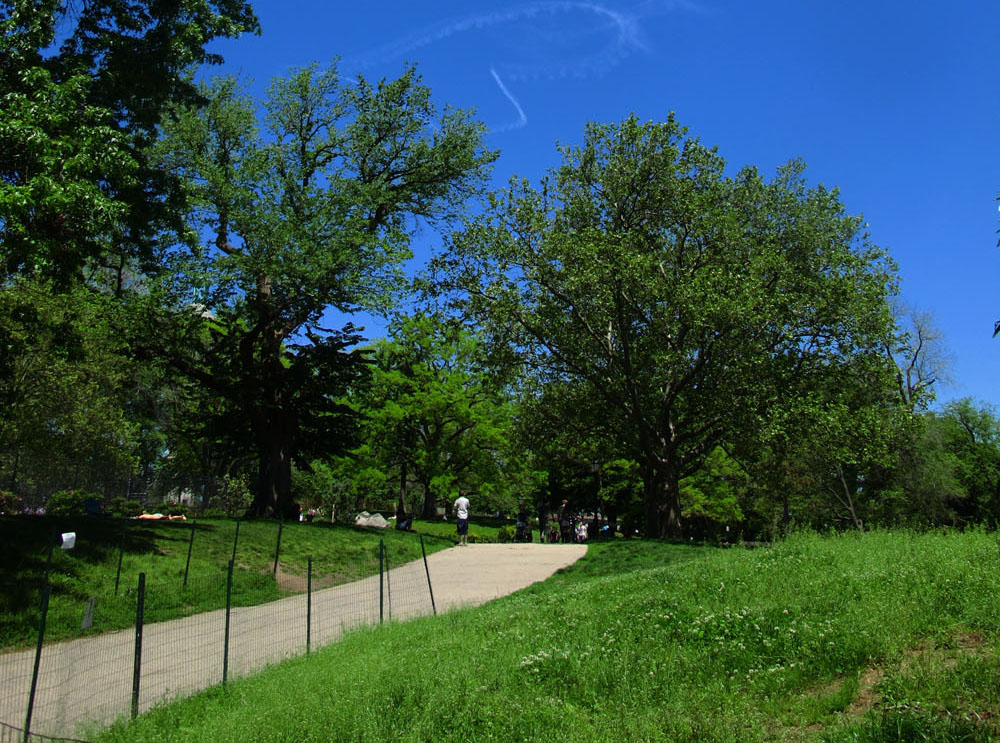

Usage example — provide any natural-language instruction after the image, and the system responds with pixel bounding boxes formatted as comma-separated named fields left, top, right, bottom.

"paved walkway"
left=0, top=543, right=586, bottom=740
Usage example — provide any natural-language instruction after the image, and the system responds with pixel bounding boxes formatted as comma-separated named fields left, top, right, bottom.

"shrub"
left=46, top=490, right=95, bottom=516
left=219, top=475, right=252, bottom=517
left=161, top=503, right=189, bottom=518
left=0, top=491, right=19, bottom=514
left=109, top=497, right=143, bottom=519
left=496, top=525, right=515, bottom=543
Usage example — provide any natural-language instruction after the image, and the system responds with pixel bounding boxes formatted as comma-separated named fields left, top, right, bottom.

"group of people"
left=453, top=494, right=590, bottom=545
left=545, top=499, right=588, bottom=543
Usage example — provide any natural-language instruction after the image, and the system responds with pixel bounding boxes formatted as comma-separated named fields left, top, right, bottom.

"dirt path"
left=0, top=543, right=586, bottom=739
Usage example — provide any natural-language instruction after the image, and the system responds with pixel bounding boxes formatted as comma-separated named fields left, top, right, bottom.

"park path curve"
left=1, top=543, right=586, bottom=740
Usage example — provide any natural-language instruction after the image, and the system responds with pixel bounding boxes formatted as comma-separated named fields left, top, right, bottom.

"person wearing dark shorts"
left=557, top=499, right=571, bottom=544
left=454, top=493, right=470, bottom=546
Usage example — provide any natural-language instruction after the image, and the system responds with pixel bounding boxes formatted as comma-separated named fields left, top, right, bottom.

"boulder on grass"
left=355, top=512, right=390, bottom=529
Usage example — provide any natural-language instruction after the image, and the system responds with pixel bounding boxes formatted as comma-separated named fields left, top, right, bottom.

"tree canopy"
left=437, top=114, right=899, bottom=537
left=136, top=63, right=496, bottom=517
left=0, top=0, right=259, bottom=282
left=343, top=313, right=523, bottom=519
left=2, top=4, right=988, bottom=535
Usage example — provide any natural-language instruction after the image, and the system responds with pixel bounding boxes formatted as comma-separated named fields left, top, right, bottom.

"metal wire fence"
left=0, top=534, right=437, bottom=742
left=0, top=720, right=86, bottom=743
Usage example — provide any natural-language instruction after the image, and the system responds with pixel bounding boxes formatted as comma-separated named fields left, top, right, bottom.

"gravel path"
left=0, top=543, right=586, bottom=740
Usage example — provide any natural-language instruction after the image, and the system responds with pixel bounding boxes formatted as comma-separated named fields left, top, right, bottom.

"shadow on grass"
left=1, top=515, right=162, bottom=603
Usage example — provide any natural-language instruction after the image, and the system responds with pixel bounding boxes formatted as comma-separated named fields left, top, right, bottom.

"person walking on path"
left=557, top=499, right=572, bottom=544
left=454, top=492, right=471, bottom=545
left=537, top=501, right=549, bottom=544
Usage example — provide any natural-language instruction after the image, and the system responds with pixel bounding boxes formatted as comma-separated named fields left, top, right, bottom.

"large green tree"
left=1, top=0, right=259, bottom=282
left=1, top=0, right=259, bottom=504
left=438, top=114, right=898, bottom=537
left=345, top=313, right=521, bottom=519
left=0, top=278, right=140, bottom=496
left=513, top=375, right=637, bottom=527
left=936, top=398, right=1000, bottom=524
left=141, top=64, right=496, bottom=518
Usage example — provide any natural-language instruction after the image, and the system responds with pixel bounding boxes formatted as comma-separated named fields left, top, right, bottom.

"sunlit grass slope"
left=97, top=530, right=1000, bottom=742
left=412, top=515, right=502, bottom=542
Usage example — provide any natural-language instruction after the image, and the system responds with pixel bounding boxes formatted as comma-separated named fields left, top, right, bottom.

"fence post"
left=22, top=583, right=51, bottom=743
left=114, top=534, right=125, bottom=596
left=384, top=543, right=392, bottom=621
left=223, top=559, right=234, bottom=684
left=182, top=522, right=196, bottom=588
left=306, top=557, right=312, bottom=655
left=231, top=520, right=241, bottom=565
left=420, top=535, right=437, bottom=616
left=131, top=572, right=146, bottom=719
left=272, top=518, right=284, bottom=576
left=23, top=530, right=57, bottom=743
left=379, top=539, right=384, bottom=625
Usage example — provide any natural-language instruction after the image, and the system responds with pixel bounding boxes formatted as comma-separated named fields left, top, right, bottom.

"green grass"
left=0, top=515, right=452, bottom=649
left=93, top=530, right=1000, bottom=742
left=411, top=515, right=504, bottom=542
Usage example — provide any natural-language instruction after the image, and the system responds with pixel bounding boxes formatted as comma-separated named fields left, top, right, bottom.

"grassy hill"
left=0, top=515, right=454, bottom=649
left=95, top=530, right=1000, bottom=742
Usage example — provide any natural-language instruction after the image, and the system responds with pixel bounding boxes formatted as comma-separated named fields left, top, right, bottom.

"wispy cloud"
left=345, top=1, right=692, bottom=133
left=489, top=67, right=529, bottom=130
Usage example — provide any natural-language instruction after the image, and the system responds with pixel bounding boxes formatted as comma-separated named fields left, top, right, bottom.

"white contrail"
left=351, top=2, right=645, bottom=72
left=345, top=1, right=692, bottom=131
left=489, top=67, right=529, bottom=131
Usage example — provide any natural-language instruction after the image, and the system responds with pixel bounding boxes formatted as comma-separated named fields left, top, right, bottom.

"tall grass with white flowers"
left=96, top=530, right=1000, bottom=742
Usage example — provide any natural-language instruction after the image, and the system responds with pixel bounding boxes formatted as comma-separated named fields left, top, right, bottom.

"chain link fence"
left=0, top=530, right=437, bottom=741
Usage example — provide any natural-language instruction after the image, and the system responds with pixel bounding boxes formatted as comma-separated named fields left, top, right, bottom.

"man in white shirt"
left=453, top=493, right=470, bottom=546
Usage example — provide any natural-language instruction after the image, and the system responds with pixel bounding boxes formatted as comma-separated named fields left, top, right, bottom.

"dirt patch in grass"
left=273, top=566, right=350, bottom=592
left=275, top=566, right=308, bottom=593
left=800, top=675, right=851, bottom=704
left=845, top=666, right=884, bottom=716
left=899, top=632, right=987, bottom=673
left=954, top=632, right=986, bottom=649
left=844, top=632, right=990, bottom=717
left=780, top=632, right=995, bottom=741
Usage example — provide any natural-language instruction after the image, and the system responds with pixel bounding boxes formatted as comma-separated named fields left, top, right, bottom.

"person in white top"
left=453, top=493, right=470, bottom=545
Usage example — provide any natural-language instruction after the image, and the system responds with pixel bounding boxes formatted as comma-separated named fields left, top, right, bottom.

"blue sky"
left=210, top=0, right=1000, bottom=409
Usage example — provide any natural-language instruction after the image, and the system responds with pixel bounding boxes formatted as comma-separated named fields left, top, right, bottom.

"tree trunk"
left=10, top=451, right=19, bottom=494
left=643, top=460, right=683, bottom=538
left=246, top=409, right=297, bottom=519
left=832, top=462, right=864, bottom=531
left=243, top=278, right=300, bottom=520
left=397, top=460, right=407, bottom=520
left=420, top=479, right=438, bottom=519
